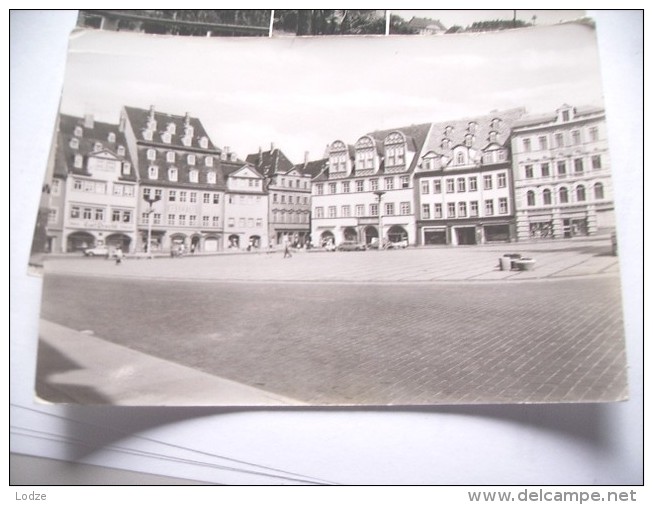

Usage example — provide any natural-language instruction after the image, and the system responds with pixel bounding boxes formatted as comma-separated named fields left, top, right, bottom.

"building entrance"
left=455, top=226, right=477, bottom=245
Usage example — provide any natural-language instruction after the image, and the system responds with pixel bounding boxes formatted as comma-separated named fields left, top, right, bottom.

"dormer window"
left=168, top=167, right=178, bottom=182
left=199, top=136, right=209, bottom=149
left=189, top=170, right=198, bottom=183
left=558, top=105, right=575, bottom=123
left=188, top=154, right=196, bottom=165
left=464, top=134, right=474, bottom=147
left=181, top=136, right=192, bottom=147
left=354, top=136, right=375, bottom=171
left=122, top=162, right=131, bottom=175
left=488, top=131, right=498, bottom=143
left=490, top=118, right=502, bottom=130
left=74, top=126, right=83, bottom=137
left=184, top=125, right=194, bottom=137
left=205, top=156, right=213, bottom=167
left=207, top=171, right=216, bottom=184
left=329, top=141, right=348, bottom=174
left=146, top=119, right=157, bottom=130
left=166, top=122, right=176, bottom=134
left=93, top=142, right=102, bottom=152
left=456, top=151, right=465, bottom=165
left=162, top=132, right=172, bottom=144
left=73, top=154, right=83, bottom=168
left=148, top=165, right=158, bottom=179
left=467, top=122, right=478, bottom=134
left=107, top=132, right=116, bottom=143
left=166, top=151, right=175, bottom=163
left=441, top=138, right=452, bottom=150
left=147, top=149, right=156, bottom=161
left=444, top=125, right=454, bottom=137
left=143, top=130, right=153, bottom=141
left=69, top=137, right=79, bottom=149
left=384, top=132, right=406, bottom=167
left=117, top=145, right=125, bottom=156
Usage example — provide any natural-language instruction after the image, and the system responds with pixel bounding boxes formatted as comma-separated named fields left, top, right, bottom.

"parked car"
left=337, top=240, right=367, bottom=252
left=387, top=239, right=408, bottom=249
left=83, top=245, right=110, bottom=257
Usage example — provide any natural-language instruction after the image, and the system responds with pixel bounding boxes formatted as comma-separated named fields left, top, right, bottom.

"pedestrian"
left=115, top=246, right=123, bottom=265
left=283, top=241, right=292, bottom=259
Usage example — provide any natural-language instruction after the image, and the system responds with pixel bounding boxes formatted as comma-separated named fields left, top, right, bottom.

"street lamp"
left=374, top=190, right=385, bottom=250
left=143, top=194, right=161, bottom=258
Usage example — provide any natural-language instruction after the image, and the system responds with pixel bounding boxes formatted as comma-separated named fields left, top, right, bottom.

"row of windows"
left=69, top=137, right=126, bottom=156
left=146, top=149, right=212, bottom=167
left=271, top=212, right=310, bottom=224
left=522, top=155, right=602, bottom=179
left=525, top=183, right=605, bottom=206
left=521, top=126, right=600, bottom=152
left=272, top=194, right=310, bottom=205
left=273, top=177, right=309, bottom=189
left=142, top=128, right=202, bottom=148
left=231, top=178, right=262, bottom=189
left=142, top=213, right=220, bottom=227
left=72, top=154, right=132, bottom=176
left=70, top=206, right=132, bottom=223
left=147, top=165, right=217, bottom=183
left=72, top=126, right=119, bottom=144
left=314, top=201, right=412, bottom=219
left=315, top=176, right=411, bottom=195
left=421, top=173, right=507, bottom=195
left=421, top=198, right=509, bottom=220
left=144, top=188, right=220, bottom=205
left=72, top=180, right=136, bottom=197
left=227, top=217, right=263, bottom=228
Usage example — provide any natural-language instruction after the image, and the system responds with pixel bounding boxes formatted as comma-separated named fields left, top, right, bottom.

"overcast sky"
left=59, top=21, right=605, bottom=164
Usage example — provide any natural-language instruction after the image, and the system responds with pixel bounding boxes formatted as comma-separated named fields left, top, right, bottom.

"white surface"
left=8, top=10, right=643, bottom=488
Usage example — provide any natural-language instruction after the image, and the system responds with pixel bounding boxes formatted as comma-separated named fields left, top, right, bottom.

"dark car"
left=337, top=240, right=367, bottom=251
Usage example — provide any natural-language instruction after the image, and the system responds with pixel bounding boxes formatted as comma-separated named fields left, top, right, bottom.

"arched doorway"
left=106, top=233, right=131, bottom=251
left=364, top=226, right=378, bottom=245
left=387, top=225, right=408, bottom=244
left=190, top=234, right=201, bottom=253
left=343, top=227, right=358, bottom=241
left=67, top=231, right=95, bottom=252
left=228, top=234, right=240, bottom=249
left=248, top=235, right=261, bottom=250
left=320, top=230, right=335, bottom=247
left=170, top=233, right=187, bottom=255
left=204, top=235, right=219, bottom=252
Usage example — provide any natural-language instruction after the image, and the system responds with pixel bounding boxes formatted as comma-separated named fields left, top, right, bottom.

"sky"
left=59, top=20, right=605, bottom=165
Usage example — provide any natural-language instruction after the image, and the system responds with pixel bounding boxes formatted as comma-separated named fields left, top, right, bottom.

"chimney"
left=304, top=151, right=309, bottom=165
left=119, top=114, right=126, bottom=132
left=148, top=105, right=156, bottom=119
left=230, top=152, right=237, bottom=162
left=84, top=114, right=94, bottom=129
left=184, top=112, right=191, bottom=126
left=270, top=142, right=275, bottom=152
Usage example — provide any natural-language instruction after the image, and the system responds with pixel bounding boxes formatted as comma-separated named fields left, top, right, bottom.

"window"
left=385, top=203, right=395, bottom=216
left=74, top=126, right=83, bottom=137
left=272, top=193, right=278, bottom=203
left=178, top=215, right=187, bottom=226
left=421, top=180, right=430, bottom=194
left=456, top=151, right=465, bottom=165
left=239, top=218, right=246, bottom=227
left=256, top=218, right=262, bottom=228
left=497, top=173, right=506, bottom=188
left=162, top=132, right=172, bottom=144
left=169, top=190, right=176, bottom=202
left=356, top=180, right=364, bottom=192
left=370, top=179, right=379, bottom=191
left=470, top=201, right=479, bottom=217
left=213, top=194, right=220, bottom=204
left=329, top=183, right=337, bottom=194
left=447, top=203, right=456, bottom=218
left=488, top=131, right=498, bottom=144
left=70, top=206, right=80, bottom=219
left=190, top=192, right=197, bottom=203
left=433, top=180, right=442, bottom=194
left=122, top=162, right=131, bottom=175
left=188, top=154, right=196, bottom=165
left=228, top=218, right=235, bottom=227
left=70, top=138, right=79, bottom=149
left=370, top=203, right=379, bottom=217
left=457, top=178, right=466, bottom=192
left=143, top=187, right=151, bottom=199
left=468, top=177, right=477, bottom=192
left=541, top=163, right=550, bottom=177
left=203, top=216, right=209, bottom=227
left=81, top=208, right=91, bottom=220
left=538, top=136, right=548, bottom=150
left=400, top=202, right=411, bottom=215
left=155, top=189, right=162, bottom=200
left=213, top=216, right=220, bottom=227
left=594, top=182, right=605, bottom=199
left=557, top=161, right=567, bottom=176
left=147, top=149, right=156, bottom=161
left=458, top=202, right=467, bottom=217
left=51, top=179, right=61, bottom=195
left=122, top=211, right=131, bottom=223
left=179, top=191, right=187, bottom=203
left=384, top=177, right=394, bottom=191
left=525, top=165, right=534, bottom=178
left=203, top=193, right=210, bottom=204
left=574, top=158, right=584, bottom=174
left=168, top=168, right=178, bottom=182
left=281, top=195, right=286, bottom=204
left=576, top=185, right=586, bottom=202
left=189, top=215, right=197, bottom=226
left=189, top=170, right=198, bottom=183
left=527, top=191, right=536, bottom=206
left=207, top=171, right=216, bottom=184
left=315, top=207, right=324, bottom=219
left=168, top=214, right=176, bottom=225
left=592, top=155, right=602, bottom=170
left=555, top=133, right=564, bottom=148
left=166, top=151, right=175, bottom=163
left=446, top=178, right=455, bottom=193
left=73, top=179, right=82, bottom=191
left=341, top=205, right=350, bottom=217
left=434, top=203, right=442, bottom=218
left=559, top=187, right=569, bottom=204
left=200, top=137, right=209, bottom=149
left=74, top=154, right=83, bottom=168
left=542, top=189, right=552, bottom=205
left=523, top=138, right=531, bottom=152
left=499, top=198, right=508, bottom=214
left=148, top=165, right=159, bottom=179
left=400, top=176, right=409, bottom=188
left=484, top=175, right=493, bottom=190
left=562, top=110, right=570, bottom=122
left=421, top=204, right=431, bottom=220
left=143, top=130, right=153, bottom=141
left=247, top=218, right=254, bottom=228
left=112, top=209, right=121, bottom=222
left=342, top=181, right=350, bottom=193
left=153, top=213, right=161, bottom=225
left=485, top=200, right=494, bottom=216
left=572, top=130, right=581, bottom=145
left=355, top=204, right=364, bottom=217
left=94, top=208, right=104, bottom=221
left=328, top=206, right=336, bottom=218
left=205, top=156, right=214, bottom=167
left=589, top=127, right=599, bottom=142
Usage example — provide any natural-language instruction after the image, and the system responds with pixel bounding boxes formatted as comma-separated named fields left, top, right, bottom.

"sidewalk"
left=36, top=319, right=306, bottom=406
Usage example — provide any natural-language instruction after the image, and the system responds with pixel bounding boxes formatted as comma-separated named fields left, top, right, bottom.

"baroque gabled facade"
left=510, top=104, right=614, bottom=240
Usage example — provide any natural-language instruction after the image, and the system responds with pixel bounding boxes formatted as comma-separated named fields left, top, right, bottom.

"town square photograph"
left=28, top=14, right=630, bottom=406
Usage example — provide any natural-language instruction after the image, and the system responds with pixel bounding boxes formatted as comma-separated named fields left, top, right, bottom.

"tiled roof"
left=221, top=160, right=264, bottom=178
left=56, top=114, right=136, bottom=181
left=245, top=148, right=295, bottom=177
left=122, top=105, right=219, bottom=151
left=294, top=158, right=329, bottom=180
left=366, top=122, right=433, bottom=172
left=513, top=104, right=605, bottom=129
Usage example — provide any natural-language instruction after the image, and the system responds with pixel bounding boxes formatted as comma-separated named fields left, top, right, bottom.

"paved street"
left=36, top=236, right=628, bottom=406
